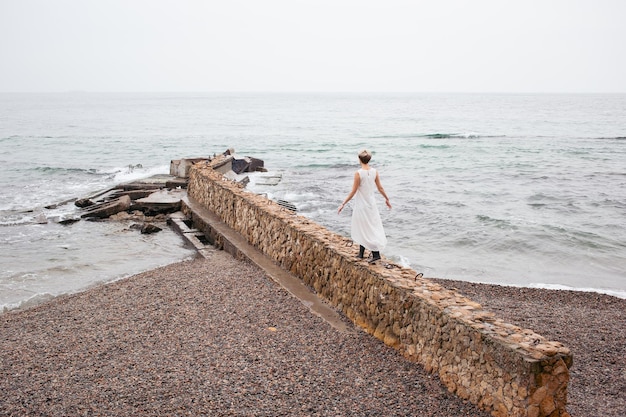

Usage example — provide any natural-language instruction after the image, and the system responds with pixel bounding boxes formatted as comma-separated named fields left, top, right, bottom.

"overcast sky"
left=1, top=0, right=625, bottom=93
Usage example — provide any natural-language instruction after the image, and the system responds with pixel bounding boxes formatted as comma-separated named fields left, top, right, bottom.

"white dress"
left=351, top=168, right=387, bottom=251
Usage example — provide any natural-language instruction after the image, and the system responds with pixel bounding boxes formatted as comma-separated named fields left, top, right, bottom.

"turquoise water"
left=1, top=92, right=625, bottom=309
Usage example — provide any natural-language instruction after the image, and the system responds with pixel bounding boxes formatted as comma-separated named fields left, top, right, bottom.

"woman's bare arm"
left=375, top=171, right=392, bottom=209
left=338, top=171, right=360, bottom=214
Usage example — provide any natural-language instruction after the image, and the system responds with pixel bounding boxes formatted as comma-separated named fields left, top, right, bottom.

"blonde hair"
left=358, top=149, right=372, bottom=164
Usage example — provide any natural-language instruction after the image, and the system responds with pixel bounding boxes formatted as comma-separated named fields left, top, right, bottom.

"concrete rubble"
left=40, top=149, right=278, bottom=234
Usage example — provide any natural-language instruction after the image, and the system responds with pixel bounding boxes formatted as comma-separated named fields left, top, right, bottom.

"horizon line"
left=1, top=90, right=625, bottom=95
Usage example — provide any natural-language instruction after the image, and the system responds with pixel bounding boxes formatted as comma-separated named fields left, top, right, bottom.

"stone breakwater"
left=187, top=155, right=573, bottom=417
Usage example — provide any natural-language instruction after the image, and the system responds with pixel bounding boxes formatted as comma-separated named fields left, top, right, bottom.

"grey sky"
left=1, top=0, right=624, bottom=93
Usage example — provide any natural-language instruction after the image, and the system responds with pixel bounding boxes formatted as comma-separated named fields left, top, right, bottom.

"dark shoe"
left=368, top=256, right=381, bottom=264
left=357, top=245, right=365, bottom=259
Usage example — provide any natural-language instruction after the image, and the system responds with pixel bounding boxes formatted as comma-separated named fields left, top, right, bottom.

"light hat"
left=358, top=149, right=372, bottom=158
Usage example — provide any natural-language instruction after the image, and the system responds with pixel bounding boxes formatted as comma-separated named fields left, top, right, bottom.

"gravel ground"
left=1, top=252, right=487, bottom=417
left=430, top=278, right=626, bottom=417
left=1, top=251, right=623, bottom=417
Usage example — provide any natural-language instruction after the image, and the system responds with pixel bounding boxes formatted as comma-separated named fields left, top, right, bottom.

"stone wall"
left=188, top=157, right=573, bottom=417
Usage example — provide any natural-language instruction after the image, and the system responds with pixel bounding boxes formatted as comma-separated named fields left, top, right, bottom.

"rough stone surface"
left=186, top=157, right=575, bottom=417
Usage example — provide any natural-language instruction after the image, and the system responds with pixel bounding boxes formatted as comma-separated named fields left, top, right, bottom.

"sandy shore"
left=1, top=252, right=624, bottom=416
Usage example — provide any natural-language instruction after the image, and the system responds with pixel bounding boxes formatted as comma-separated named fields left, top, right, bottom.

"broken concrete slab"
left=170, top=158, right=210, bottom=178
left=131, top=189, right=187, bottom=215
left=81, top=195, right=132, bottom=219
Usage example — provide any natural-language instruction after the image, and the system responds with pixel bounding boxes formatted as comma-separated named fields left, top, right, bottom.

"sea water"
left=1, top=92, right=625, bottom=310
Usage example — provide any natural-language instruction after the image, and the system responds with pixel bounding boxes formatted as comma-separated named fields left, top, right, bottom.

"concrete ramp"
left=180, top=196, right=352, bottom=334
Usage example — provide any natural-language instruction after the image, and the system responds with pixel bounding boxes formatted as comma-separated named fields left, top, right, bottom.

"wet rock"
left=109, top=211, right=133, bottom=221
left=34, top=213, right=47, bottom=224
left=232, top=156, right=251, bottom=174
left=75, top=198, right=95, bottom=208
left=141, top=223, right=162, bottom=234
left=248, top=157, right=264, bottom=172
left=58, top=218, right=80, bottom=225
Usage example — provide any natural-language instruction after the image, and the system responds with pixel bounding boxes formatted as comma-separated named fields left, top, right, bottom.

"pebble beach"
left=1, top=250, right=624, bottom=417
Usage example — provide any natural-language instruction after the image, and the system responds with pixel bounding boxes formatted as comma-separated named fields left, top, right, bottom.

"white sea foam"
left=106, top=164, right=169, bottom=184
left=528, top=283, right=626, bottom=299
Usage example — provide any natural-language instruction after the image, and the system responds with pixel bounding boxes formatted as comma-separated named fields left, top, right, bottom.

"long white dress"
left=351, top=168, right=387, bottom=251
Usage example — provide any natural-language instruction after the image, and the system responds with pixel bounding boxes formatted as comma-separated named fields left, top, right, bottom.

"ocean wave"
left=296, top=162, right=345, bottom=169
left=539, top=224, right=624, bottom=251
left=0, top=216, right=38, bottom=226
left=1, top=292, right=57, bottom=314
left=527, top=192, right=561, bottom=202
left=419, top=143, right=451, bottom=149
left=102, top=164, right=169, bottom=183
left=367, top=132, right=497, bottom=140
left=368, top=134, right=425, bottom=139
left=527, top=283, right=626, bottom=299
left=25, top=163, right=169, bottom=185
left=475, top=214, right=517, bottom=230
left=31, top=166, right=100, bottom=175
left=422, top=133, right=482, bottom=139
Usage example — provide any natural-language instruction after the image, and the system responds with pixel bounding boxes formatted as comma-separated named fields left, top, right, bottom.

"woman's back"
left=357, top=168, right=377, bottom=199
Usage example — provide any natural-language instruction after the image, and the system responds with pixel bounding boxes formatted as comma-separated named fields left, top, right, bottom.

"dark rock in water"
left=58, top=218, right=80, bottom=225
left=75, top=198, right=94, bottom=208
left=141, top=223, right=162, bottom=234
left=249, top=157, right=264, bottom=172
left=231, top=157, right=251, bottom=174
left=81, top=195, right=132, bottom=219
left=231, top=156, right=265, bottom=174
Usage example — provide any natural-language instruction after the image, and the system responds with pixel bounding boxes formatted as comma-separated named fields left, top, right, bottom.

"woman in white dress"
left=338, top=149, right=392, bottom=263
